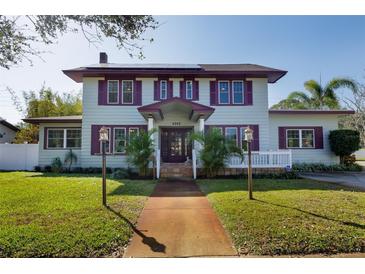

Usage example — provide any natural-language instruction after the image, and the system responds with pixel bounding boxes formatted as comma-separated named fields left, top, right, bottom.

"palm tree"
left=191, top=128, right=242, bottom=178
left=64, top=149, right=78, bottom=172
left=272, top=77, right=358, bottom=110
left=125, top=129, right=156, bottom=177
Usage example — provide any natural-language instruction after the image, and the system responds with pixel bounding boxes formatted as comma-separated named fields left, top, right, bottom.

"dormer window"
left=186, top=81, right=193, bottom=100
left=160, top=80, right=167, bottom=100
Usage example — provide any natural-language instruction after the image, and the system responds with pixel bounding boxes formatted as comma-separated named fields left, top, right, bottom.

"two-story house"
left=24, top=52, right=354, bottom=177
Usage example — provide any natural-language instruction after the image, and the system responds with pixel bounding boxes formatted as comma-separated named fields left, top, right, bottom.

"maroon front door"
left=161, top=128, right=192, bottom=163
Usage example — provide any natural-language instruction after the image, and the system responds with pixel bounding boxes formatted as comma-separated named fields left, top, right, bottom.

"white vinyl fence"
left=0, top=144, right=39, bottom=171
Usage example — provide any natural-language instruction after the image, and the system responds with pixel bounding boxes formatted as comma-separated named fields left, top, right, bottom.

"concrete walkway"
left=123, top=180, right=237, bottom=258
left=299, top=172, right=365, bottom=191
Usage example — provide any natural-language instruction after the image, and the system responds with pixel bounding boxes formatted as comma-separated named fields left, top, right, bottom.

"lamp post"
left=244, top=126, right=254, bottom=200
left=99, top=126, right=109, bottom=206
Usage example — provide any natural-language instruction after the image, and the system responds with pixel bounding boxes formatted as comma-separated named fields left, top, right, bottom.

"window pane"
left=287, top=130, right=300, bottom=148
left=108, top=81, right=119, bottom=103
left=114, top=128, right=126, bottom=153
left=66, top=129, right=81, bottom=148
left=226, top=128, right=237, bottom=144
left=240, top=128, right=248, bottom=150
left=48, top=129, right=64, bottom=148
left=160, top=80, right=167, bottom=99
left=233, top=81, right=243, bottom=104
left=186, top=81, right=193, bottom=99
left=122, top=81, right=133, bottom=103
left=219, top=82, right=229, bottom=103
left=302, top=130, right=314, bottom=148
left=129, top=128, right=139, bottom=140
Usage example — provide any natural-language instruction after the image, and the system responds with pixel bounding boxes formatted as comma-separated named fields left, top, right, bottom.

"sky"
left=1, top=15, right=365, bottom=124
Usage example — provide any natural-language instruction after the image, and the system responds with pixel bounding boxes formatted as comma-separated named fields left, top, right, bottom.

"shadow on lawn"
left=198, top=179, right=364, bottom=193
left=106, top=205, right=166, bottom=254
left=254, top=198, right=365, bottom=230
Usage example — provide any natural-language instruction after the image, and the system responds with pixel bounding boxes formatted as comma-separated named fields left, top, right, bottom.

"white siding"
left=269, top=114, right=340, bottom=164
left=204, top=78, right=270, bottom=150
left=0, top=124, right=17, bottom=143
left=38, top=123, right=82, bottom=167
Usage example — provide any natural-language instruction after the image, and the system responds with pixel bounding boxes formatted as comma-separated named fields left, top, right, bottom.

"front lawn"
left=0, top=172, right=156, bottom=257
left=198, top=179, right=365, bottom=256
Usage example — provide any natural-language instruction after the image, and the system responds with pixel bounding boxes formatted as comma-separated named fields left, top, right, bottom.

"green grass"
left=0, top=172, right=156, bottom=257
left=198, top=179, right=365, bottom=256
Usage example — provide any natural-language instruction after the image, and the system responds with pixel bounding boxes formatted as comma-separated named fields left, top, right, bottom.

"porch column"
left=147, top=115, right=156, bottom=146
left=199, top=117, right=205, bottom=134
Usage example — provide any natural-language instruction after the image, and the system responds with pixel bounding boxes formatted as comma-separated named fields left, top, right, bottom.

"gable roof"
left=63, top=63, right=287, bottom=84
left=0, top=118, right=19, bottom=132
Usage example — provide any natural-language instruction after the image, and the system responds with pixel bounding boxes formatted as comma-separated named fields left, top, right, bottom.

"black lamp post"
left=245, top=126, right=254, bottom=200
left=99, top=126, right=109, bottom=206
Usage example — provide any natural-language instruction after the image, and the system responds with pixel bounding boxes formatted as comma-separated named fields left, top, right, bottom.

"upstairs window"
left=114, top=128, right=126, bottom=153
left=47, top=128, right=81, bottom=149
left=186, top=81, right=193, bottom=100
left=160, top=80, right=167, bottom=100
left=286, top=129, right=314, bottom=148
left=122, top=80, right=133, bottom=104
left=218, top=81, right=229, bottom=104
left=225, top=127, right=238, bottom=145
left=233, top=81, right=244, bottom=104
left=107, top=80, right=119, bottom=104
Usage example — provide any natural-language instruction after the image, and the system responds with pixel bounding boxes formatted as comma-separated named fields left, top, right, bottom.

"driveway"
left=123, top=180, right=237, bottom=258
left=299, top=172, right=365, bottom=191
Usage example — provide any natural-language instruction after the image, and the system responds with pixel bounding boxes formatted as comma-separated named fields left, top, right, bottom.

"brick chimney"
left=99, top=52, right=108, bottom=64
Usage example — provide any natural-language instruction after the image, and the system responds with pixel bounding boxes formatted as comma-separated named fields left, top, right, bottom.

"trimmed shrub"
left=44, top=165, right=52, bottom=172
left=34, top=166, right=41, bottom=172
left=51, top=157, right=63, bottom=173
left=292, top=162, right=362, bottom=172
left=111, top=168, right=130, bottom=179
left=329, top=129, right=360, bottom=164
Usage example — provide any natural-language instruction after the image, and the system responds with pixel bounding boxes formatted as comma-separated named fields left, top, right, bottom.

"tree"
left=13, top=85, right=82, bottom=143
left=271, top=78, right=358, bottom=110
left=329, top=129, right=360, bottom=164
left=125, top=129, right=156, bottom=177
left=64, top=149, right=78, bottom=172
left=191, top=128, right=242, bottom=178
left=0, top=15, right=158, bottom=69
left=340, top=82, right=365, bottom=147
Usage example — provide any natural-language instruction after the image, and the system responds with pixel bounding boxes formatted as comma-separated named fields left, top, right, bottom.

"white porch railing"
left=227, top=150, right=292, bottom=168
left=156, top=149, right=161, bottom=179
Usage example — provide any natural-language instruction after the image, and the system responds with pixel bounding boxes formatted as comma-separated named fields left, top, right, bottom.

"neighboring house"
left=23, top=53, right=354, bottom=175
left=0, top=118, right=19, bottom=143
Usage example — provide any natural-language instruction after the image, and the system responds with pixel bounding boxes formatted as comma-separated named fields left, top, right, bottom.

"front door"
left=160, top=128, right=192, bottom=163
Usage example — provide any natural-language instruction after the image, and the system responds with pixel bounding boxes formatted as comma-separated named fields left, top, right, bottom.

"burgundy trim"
left=23, top=117, right=82, bottom=125
left=167, top=80, right=173, bottom=99
left=134, top=80, right=142, bottom=105
left=98, top=80, right=107, bottom=105
left=193, top=80, right=199, bottom=101
left=154, top=80, right=160, bottom=100
left=206, top=124, right=260, bottom=151
left=245, top=81, right=253, bottom=105
left=91, top=124, right=147, bottom=155
left=278, top=126, right=324, bottom=150
left=179, top=80, right=199, bottom=101
left=180, top=81, right=186, bottom=99
left=138, top=97, right=214, bottom=112
left=269, top=110, right=355, bottom=115
left=210, top=81, right=216, bottom=105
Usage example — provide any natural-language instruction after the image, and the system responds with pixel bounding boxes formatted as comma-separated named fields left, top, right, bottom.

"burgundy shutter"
left=180, top=81, right=186, bottom=99
left=91, top=125, right=101, bottom=155
left=193, top=80, right=199, bottom=101
left=251, top=125, right=260, bottom=151
left=278, top=127, right=286, bottom=149
left=314, top=127, right=324, bottom=149
left=245, top=81, right=253, bottom=105
left=44, top=128, right=48, bottom=149
left=210, top=81, right=216, bottom=105
left=134, top=80, right=142, bottom=105
left=154, top=80, right=160, bottom=101
left=167, top=80, right=173, bottom=99
left=98, top=80, right=107, bottom=105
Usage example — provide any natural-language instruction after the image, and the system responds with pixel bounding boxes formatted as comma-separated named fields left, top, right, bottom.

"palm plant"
left=64, top=149, right=78, bottom=172
left=272, top=78, right=358, bottom=110
left=191, top=128, right=242, bottom=178
left=125, top=129, right=156, bottom=177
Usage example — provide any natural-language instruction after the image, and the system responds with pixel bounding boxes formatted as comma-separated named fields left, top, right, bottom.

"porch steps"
left=160, top=163, right=193, bottom=179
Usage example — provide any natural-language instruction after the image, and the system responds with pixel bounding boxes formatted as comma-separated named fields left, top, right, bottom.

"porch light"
left=99, top=126, right=109, bottom=142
